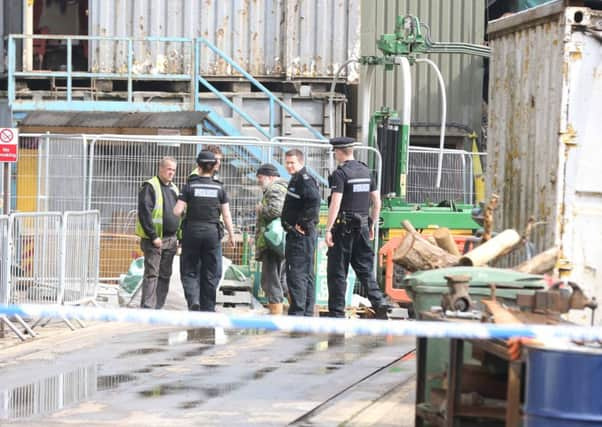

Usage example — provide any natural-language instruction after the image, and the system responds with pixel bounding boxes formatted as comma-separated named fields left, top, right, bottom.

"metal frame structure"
left=0, top=210, right=100, bottom=340
left=10, top=135, right=382, bottom=288
left=7, top=34, right=326, bottom=140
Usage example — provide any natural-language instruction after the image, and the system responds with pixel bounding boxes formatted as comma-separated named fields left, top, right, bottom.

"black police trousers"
left=180, top=224, right=221, bottom=312
left=327, top=224, right=386, bottom=318
left=285, top=230, right=316, bottom=316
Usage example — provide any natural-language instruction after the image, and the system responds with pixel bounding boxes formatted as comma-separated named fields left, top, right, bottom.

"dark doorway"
left=33, top=0, right=88, bottom=71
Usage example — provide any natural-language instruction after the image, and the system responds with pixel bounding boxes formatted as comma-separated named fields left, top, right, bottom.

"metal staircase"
left=7, top=34, right=326, bottom=142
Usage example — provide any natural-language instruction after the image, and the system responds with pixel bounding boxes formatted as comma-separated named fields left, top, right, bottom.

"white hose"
left=360, top=65, right=376, bottom=146
left=416, top=58, right=446, bottom=188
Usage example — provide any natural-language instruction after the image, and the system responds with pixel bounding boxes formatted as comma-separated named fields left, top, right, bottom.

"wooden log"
left=393, top=221, right=460, bottom=271
left=458, top=229, right=521, bottom=267
left=514, top=247, right=559, bottom=274
left=433, top=227, right=461, bottom=256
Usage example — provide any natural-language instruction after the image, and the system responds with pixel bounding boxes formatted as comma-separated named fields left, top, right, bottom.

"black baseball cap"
left=196, top=150, right=217, bottom=165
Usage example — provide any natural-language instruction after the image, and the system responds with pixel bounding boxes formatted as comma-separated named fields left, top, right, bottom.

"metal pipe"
left=429, top=42, right=491, bottom=57
left=67, top=40, right=72, bottom=102
left=398, top=57, right=412, bottom=199
left=416, top=58, right=446, bottom=188
left=2, top=164, right=9, bottom=215
left=23, top=0, right=33, bottom=71
left=328, top=59, right=359, bottom=138
left=361, top=66, right=377, bottom=146
left=127, top=40, right=133, bottom=103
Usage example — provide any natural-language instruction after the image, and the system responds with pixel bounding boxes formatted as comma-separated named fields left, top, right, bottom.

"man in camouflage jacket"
left=255, top=164, right=288, bottom=314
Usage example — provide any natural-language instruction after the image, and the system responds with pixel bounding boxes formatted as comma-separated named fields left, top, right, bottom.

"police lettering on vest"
left=179, top=176, right=228, bottom=225
left=328, top=160, right=376, bottom=216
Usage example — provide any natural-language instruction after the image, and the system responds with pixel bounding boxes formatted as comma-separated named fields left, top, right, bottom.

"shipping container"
left=486, top=0, right=602, bottom=323
left=0, top=0, right=357, bottom=80
left=0, top=0, right=23, bottom=73
left=361, top=0, right=486, bottom=145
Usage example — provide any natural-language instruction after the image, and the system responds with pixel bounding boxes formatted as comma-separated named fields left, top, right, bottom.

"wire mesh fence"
left=62, top=211, right=101, bottom=305
left=14, top=134, right=88, bottom=213
left=8, top=212, right=63, bottom=305
left=0, top=211, right=100, bottom=309
left=407, top=147, right=475, bottom=204
left=87, top=136, right=337, bottom=279
left=0, top=215, right=9, bottom=305
left=9, top=133, right=484, bottom=293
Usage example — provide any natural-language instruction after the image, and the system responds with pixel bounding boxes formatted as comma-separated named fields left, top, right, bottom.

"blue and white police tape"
left=1, top=304, right=601, bottom=342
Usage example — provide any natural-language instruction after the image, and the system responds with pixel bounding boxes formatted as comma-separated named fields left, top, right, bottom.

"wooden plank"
left=460, top=365, right=507, bottom=400
left=457, top=405, right=506, bottom=420
left=445, top=339, right=463, bottom=427
left=506, top=361, right=522, bottom=426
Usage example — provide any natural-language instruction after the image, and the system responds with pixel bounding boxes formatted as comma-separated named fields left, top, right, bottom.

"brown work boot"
left=268, top=303, right=283, bottom=315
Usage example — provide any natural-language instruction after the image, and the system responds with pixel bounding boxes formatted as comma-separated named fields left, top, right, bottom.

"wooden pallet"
left=216, top=288, right=253, bottom=306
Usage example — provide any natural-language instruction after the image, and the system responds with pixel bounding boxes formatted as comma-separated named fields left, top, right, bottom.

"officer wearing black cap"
left=325, top=137, right=391, bottom=318
left=174, top=150, right=234, bottom=311
left=281, top=148, right=321, bottom=316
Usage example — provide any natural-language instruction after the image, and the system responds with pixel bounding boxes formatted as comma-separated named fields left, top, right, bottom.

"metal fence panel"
left=16, top=134, right=387, bottom=285
left=8, top=212, right=63, bottom=305
left=14, top=135, right=88, bottom=213
left=61, top=211, right=101, bottom=305
left=0, top=215, right=9, bottom=305
left=407, top=147, right=475, bottom=204
left=87, top=136, right=337, bottom=279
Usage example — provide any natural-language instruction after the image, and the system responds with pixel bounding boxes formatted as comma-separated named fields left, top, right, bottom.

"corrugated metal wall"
left=0, top=0, right=23, bottom=73
left=361, top=0, right=486, bottom=141
left=89, top=0, right=360, bottom=79
left=486, top=4, right=565, bottom=258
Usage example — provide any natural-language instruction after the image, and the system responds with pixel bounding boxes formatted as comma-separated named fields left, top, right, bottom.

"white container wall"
left=88, top=0, right=360, bottom=79
left=486, top=1, right=602, bottom=323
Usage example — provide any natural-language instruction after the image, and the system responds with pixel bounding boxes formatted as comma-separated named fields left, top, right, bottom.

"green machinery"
left=356, top=15, right=491, bottom=235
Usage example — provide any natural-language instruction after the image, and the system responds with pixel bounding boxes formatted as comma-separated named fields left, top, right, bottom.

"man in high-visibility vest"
left=135, top=156, right=181, bottom=309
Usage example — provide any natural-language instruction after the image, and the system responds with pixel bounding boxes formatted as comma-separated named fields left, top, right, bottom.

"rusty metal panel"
left=361, top=0, right=486, bottom=139
left=487, top=2, right=602, bottom=323
left=487, top=2, right=565, bottom=259
left=88, top=0, right=360, bottom=79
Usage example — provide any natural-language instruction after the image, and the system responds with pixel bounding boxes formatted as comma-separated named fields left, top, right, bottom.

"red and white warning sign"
left=0, top=128, right=18, bottom=163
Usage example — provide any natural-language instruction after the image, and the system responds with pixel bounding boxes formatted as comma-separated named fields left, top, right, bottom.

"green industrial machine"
left=356, top=15, right=491, bottom=238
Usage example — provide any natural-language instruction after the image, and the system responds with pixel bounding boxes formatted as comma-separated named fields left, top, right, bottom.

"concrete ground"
left=0, top=257, right=416, bottom=426
left=1, top=316, right=416, bottom=426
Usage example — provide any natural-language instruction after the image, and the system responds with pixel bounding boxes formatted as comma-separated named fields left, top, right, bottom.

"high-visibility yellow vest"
left=135, top=176, right=180, bottom=239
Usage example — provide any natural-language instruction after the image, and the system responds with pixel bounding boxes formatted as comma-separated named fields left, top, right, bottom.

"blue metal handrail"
left=7, top=34, right=326, bottom=141
left=195, top=37, right=325, bottom=141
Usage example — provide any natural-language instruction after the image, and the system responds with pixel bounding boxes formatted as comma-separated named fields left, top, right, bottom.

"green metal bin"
left=403, top=266, right=546, bottom=420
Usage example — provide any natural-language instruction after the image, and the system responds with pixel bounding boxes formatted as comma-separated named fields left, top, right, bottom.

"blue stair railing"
left=7, top=34, right=326, bottom=142
left=194, top=37, right=325, bottom=141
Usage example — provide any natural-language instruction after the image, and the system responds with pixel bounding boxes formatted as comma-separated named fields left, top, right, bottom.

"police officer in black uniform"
left=174, top=150, right=234, bottom=311
left=281, top=148, right=321, bottom=316
left=325, top=137, right=390, bottom=318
